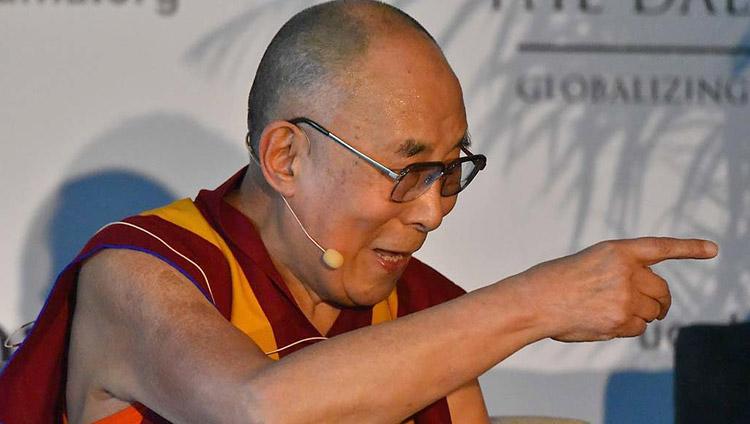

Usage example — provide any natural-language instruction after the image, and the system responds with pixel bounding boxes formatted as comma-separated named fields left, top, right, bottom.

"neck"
left=225, top=171, right=342, bottom=334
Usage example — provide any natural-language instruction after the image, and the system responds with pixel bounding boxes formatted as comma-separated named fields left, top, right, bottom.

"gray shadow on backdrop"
left=18, top=113, right=244, bottom=325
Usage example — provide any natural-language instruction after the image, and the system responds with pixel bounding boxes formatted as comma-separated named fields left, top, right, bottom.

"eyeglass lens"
left=391, top=158, right=481, bottom=202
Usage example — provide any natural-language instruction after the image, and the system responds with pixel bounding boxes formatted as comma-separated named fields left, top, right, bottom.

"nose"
left=402, top=180, right=455, bottom=233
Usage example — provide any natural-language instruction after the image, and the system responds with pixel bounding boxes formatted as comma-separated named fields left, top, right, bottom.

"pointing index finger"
left=626, top=237, right=719, bottom=265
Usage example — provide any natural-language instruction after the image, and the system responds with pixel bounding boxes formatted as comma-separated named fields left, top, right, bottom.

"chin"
left=342, top=275, right=400, bottom=308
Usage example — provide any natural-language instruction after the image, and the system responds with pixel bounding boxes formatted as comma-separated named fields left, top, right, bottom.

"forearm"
left=446, top=379, right=491, bottom=423
left=79, top=236, right=715, bottom=423
left=247, top=275, right=545, bottom=424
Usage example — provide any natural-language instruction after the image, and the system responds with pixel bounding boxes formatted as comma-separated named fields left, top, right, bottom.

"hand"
left=519, top=237, right=719, bottom=342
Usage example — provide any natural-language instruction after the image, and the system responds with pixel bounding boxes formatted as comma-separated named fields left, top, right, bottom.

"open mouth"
left=374, top=248, right=409, bottom=263
left=372, top=248, right=412, bottom=273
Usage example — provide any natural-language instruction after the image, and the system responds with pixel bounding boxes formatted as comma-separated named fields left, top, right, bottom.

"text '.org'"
left=0, top=0, right=179, bottom=17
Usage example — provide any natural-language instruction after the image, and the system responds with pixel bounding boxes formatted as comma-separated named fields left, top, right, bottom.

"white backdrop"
left=1, top=1, right=748, bottom=422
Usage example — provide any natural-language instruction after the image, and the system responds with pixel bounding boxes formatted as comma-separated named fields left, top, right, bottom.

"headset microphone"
left=246, top=133, right=344, bottom=269
left=281, top=196, right=344, bottom=269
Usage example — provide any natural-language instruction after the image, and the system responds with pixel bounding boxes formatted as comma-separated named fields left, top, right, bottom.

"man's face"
left=285, top=34, right=468, bottom=307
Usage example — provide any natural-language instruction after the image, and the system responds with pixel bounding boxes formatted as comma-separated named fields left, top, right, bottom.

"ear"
left=256, top=120, right=310, bottom=197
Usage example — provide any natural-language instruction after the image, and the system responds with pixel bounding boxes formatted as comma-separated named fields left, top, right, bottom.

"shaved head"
left=246, top=0, right=442, bottom=155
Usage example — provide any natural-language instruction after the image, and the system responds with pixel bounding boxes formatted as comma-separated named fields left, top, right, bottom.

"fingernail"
left=704, top=241, right=718, bottom=256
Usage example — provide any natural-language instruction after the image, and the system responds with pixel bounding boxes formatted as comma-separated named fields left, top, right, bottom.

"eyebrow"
left=396, top=139, right=429, bottom=157
left=395, top=131, right=472, bottom=158
left=459, top=131, right=472, bottom=149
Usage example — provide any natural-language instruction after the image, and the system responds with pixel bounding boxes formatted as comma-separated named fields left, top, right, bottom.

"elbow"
left=240, top=388, right=270, bottom=424
left=238, top=376, right=286, bottom=424
left=241, top=375, right=334, bottom=424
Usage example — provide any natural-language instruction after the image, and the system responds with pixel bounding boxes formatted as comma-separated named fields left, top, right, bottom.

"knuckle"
left=655, top=278, right=672, bottom=305
left=663, top=294, right=673, bottom=310
left=610, top=305, right=631, bottom=328
left=617, top=285, right=635, bottom=305
left=612, top=259, right=633, bottom=279
left=620, top=318, right=646, bottom=338
left=602, top=245, right=634, bottom=275
left=633, top=319, right=648, bottom=336
left=647, top=302, right=660, bottom=322
left=586, top=240, right=612, bottom=260
left=653, top=281, right=670, bottom=300
left=597, top=240, right=619, bottom=255
left=659, top=295, right=672, bottom=317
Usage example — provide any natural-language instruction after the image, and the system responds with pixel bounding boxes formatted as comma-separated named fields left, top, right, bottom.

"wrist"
left=486, top=272, right=553, bottom=344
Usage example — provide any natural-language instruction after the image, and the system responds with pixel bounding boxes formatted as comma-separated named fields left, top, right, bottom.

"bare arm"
left=446, top=379, right=490, bottom=423
left=67, top=249, right=271, bottom=423
left=67, top=237, right=717, bottom=423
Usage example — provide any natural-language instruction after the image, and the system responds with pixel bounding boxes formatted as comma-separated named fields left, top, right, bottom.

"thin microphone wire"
left=264, top=336, right=328, bottom=356
left=280, top=196, right=326, bottom=254
left=241, top=147, right=333, bottom=355
left=246, top=138, right=326, bottom=255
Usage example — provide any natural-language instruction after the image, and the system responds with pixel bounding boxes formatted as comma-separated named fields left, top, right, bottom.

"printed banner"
left=1, top=3, right=747, bottom=419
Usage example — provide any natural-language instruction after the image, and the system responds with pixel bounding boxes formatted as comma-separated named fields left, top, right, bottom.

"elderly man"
left=0, top=1, right=717, bottom=423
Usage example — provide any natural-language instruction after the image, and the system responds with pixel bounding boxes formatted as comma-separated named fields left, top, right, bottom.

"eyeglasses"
left=289, top=117, right=487, bottom=203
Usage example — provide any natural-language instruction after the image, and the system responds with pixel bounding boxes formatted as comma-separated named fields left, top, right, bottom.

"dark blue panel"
left=604, top=370, right=674, bottom=424
left=49, top=170, right=176, bottom=282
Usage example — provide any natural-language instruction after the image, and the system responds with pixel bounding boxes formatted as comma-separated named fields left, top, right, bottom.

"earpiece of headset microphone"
left=281, top=196, right=344, bottom=270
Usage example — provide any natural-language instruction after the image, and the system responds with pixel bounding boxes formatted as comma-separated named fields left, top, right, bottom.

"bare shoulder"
left=74, top=247, right=216, bottom=330
left=67, top=248, right=267, bottom=423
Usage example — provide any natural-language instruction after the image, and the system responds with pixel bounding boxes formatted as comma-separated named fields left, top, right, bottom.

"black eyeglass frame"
left=288, top=117, right=487, bottom=203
